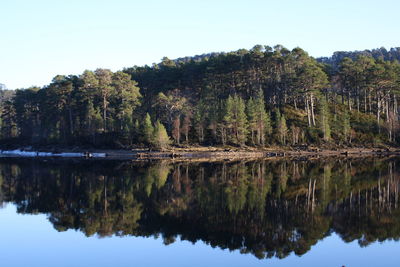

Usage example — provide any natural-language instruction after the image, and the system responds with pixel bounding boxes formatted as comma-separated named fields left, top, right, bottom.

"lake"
left=1, top=157, right=400, bottom=267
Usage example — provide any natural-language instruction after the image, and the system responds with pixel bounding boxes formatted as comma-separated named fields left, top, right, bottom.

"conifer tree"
left=320, top=97, right=331, bottom=141
left=193, top=100, right=207, bottom=143
left=132, top=119, right=140, bottom=143
left=181, top=112, right=191, bottom=143
left=276, top=111, right=288, bottom=145
left=151, top=120, right=170, bottom=149
left=246, top=97, right=257, bottom=145
left=0, top=100, right=17, bottom=139
left=274, top=108, right=281, bottom=143
left=86, top=99, right=102, bottom=137
left=254, top=90, right=268, bottom=145
left=280, top=115, right=288, bottom=145
left=264, top=111, right=272, bottom=143
left=172, top=116, right=180, bottom=145
left=247, top=90, right=269, bottom=145
left=215, top=100, right=227, bottom=145
left=224, top=95, right=248, bottom=145
left=94, top=68, right=114, bottom=132
left=142, top=113, right=154, bottom=144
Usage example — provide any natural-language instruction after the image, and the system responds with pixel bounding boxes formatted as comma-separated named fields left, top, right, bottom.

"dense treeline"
left=1, top=45, right=400, bottom=148
left=318, top=47, right=400, bottom=69
left=1, top=158, right=400, bottom=259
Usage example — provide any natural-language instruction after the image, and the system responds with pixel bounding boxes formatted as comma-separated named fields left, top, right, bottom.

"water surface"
left=1, top=157, right=400, bottom=266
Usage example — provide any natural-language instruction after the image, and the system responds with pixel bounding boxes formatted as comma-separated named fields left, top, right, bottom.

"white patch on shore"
left=0, top=150, right=107, bottom=158
left=91, top=153, right=106, bottom=158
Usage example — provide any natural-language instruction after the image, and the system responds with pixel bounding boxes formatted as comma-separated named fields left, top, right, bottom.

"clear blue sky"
left=1, top=0, right=399, bottom=89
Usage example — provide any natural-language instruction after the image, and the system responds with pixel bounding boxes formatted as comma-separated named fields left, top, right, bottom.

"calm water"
left=1, top=157, right=400, bottom=267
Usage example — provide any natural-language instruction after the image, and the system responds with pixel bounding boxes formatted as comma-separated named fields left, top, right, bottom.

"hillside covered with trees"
left=1, top=45, right=400, bottom=149
left=318, top=47, right=400, bottom=69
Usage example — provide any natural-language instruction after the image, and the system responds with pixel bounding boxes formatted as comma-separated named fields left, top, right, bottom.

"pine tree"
left=151, top=120, right=171, bottom=149
left=276, top=110, right=287, bottom=145
left=94, top=68, right=114, bottom=132
left=0, top=100, right=17, bottom=139
left=193, top=99, right=208, bottom=143
left=224, top=95, right=248, bottom=145
left=181, top=112, right=191, bottom=143
left=274, top=108, right=281, bottom=143
left=86, top=99, right=102, bottom=137
left=264, top=111, right=272, bottom=144
left=246, top=97, right=257, bottom=145
left=215, top=99, right=227, bottom=145
left=142, top=113, right=154, bottom=144
left=320, top=97, right=331, bottom=141
left=247, top=90, right=269, bottom=146
left=280, top=115, right=288, bottom=145
left=132, top=119, right=140, bottom=143
left=254, top=90, right=268, bottom=145
left=172, top=116, right=180, bottom=145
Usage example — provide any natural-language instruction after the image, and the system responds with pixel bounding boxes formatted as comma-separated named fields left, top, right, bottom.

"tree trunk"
left=69, top=108, right=74, bottom=136
left=364, top=88, right=367, bottom=113
left=348, top=91, right=352, bottom=111
left=103, top=96, right=107, bottom=132
left=310, top=94, right=316, bottom=126
left=369, top=91, right=372, bottom=114
left=377, top=94, right=381, bottom=133
left=306, top=96, right=311, bottom=127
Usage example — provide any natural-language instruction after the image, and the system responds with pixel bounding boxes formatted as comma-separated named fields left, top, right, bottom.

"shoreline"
left=1, top=146, right=400, bottom=160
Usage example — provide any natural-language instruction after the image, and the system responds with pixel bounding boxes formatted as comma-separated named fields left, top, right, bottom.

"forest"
left=1, top=45, right=400, bottom=149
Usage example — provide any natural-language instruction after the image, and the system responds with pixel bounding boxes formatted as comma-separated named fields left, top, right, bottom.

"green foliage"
left=224, top=95, right=248, bottom=145
left=319, top=97, right=331, bottom=141
left=141, top=113, right=154, bottom=145
left=193, top=99, right=207, bottom=143
left=277, top=113, right=288, bottom=145
left=151, top=120, right=171, bottom=149
left=247, top=90, right=269, bottom=145
left=306, top=127, right=321, bottom=144
left=341, top=108, right=351, bottom=143
left=2, top=44, right=400, bottom=148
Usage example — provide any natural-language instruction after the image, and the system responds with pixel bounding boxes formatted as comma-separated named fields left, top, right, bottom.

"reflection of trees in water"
left=1, top=158, right=400, bottom=259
